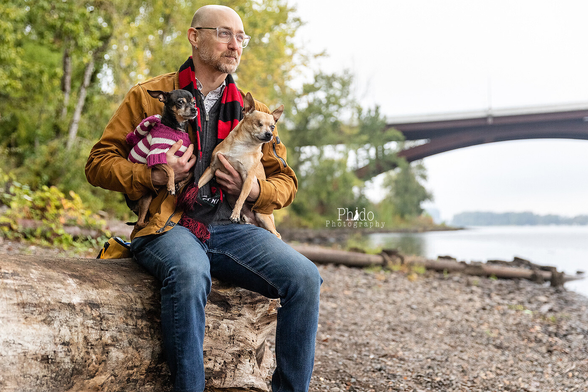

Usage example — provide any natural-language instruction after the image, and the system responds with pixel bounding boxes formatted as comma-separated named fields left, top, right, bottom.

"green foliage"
left=381, top=161, right=433, bottom=219
left=236, top=0, right=304, bottom=105
left=0, top=168, right=110, bottom=249
left=0, top=41, right=63, bottom=159
left=0, top=1, right=26, bottom=95
left=0, top=0, right=435, bottom=231
left=283, top=71, right=357, bottom=155
left=352, top=105, right=405, bottom=179
left=107, top=0, right=302, bottom=105
left=288, top=153, right=369, bottom=227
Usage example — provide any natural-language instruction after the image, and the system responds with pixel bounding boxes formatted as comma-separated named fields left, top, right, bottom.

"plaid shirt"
left=195, top=78, right=226, bottom=114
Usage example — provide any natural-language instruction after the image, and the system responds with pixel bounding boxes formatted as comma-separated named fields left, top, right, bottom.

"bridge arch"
left=355, top=103, right=588, bottom=179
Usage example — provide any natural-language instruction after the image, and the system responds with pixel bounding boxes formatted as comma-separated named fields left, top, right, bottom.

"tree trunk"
left=0, top=255, right=277, bottom=392
left=60, top=43, right=72, bottom=122
left=66, top=57, right=94, bottom=150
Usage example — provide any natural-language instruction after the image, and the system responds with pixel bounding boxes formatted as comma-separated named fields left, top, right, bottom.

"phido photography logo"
left=326, top=207, right=386, bottom=229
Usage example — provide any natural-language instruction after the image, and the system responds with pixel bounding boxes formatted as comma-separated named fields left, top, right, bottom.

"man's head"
left=187, top=6, right=247, bottom=75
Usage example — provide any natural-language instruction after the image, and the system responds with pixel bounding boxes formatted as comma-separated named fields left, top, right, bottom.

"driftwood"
left=0, top=256, right=277, bottom=392
left=290, top=244, right=584, bottom=287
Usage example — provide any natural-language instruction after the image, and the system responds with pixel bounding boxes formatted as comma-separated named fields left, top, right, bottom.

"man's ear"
left=272, top=105, right=284, bottom=123
left=243, top=92, right=256, bottom=115
left=187, top=27, right=199, bottom=49
left=147, top=90, right=168, bottom=103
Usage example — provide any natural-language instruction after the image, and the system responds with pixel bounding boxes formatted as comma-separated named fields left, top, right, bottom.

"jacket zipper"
left=272, top=136, right=287, bottom=167
left=156, top=211, right=176, bottom=233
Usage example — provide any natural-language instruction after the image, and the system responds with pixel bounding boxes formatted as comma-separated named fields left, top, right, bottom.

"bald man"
left=86, top=5, right=321, bottom=392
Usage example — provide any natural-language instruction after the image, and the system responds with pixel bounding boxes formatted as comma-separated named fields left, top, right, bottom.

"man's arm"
left=252, top=134, right=298, bottom=214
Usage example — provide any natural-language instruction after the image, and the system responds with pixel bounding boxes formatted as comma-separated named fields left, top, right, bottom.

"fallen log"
left=289, top=245, right=381, bottom=267
left=290, top=244, right=584, bottom=286
left=0, top=255, right=277, bottom=392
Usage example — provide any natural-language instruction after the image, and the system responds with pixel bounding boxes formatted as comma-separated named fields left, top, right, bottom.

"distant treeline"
left=452, top=211, right=588, bottom=226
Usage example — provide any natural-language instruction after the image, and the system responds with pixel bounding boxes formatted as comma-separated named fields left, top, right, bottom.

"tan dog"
left=197, top=92, right=283, bottom=238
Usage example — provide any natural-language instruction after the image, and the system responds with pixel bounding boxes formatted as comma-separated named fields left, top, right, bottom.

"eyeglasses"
left=195, top=27, right=251, bottom=48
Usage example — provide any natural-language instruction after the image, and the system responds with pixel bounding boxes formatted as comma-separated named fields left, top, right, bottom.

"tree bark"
left=0, top=255, right=277, bottom=392
left=66, top=57, right=94, bottom=150
left=60, top=43, right=72, bottom=122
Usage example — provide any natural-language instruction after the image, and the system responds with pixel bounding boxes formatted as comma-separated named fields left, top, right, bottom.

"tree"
left=1, top=0, right=306, bottom=215
left=382, top=161, right=433, bottom=219
left=281, top=70, right=358, bottom=169
left=288, top=151, right=370, bottom=227
left=0, top=2, right=26, bottom=97
left=1, top=0, right=436, bottom=227
left=352, top=105, right=405, bottom=180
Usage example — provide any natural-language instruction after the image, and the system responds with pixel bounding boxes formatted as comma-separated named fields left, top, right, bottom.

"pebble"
left=310, top=264, right=588, bottom=391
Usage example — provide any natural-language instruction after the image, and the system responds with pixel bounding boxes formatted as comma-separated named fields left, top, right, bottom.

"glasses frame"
left=195, top=27, right=251, bottom=48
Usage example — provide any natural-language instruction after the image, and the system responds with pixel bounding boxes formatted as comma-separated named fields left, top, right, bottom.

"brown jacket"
left=85, top=71, right=297, bottom=239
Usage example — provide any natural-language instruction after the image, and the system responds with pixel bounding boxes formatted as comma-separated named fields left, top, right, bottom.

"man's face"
left=196, top=11, right=244, bottom=74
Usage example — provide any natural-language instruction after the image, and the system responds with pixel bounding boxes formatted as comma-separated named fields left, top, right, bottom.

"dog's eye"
left=258, top=121, right=263, bottom=127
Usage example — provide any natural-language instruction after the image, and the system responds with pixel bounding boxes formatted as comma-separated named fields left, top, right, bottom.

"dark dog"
left=127, top=89, right=196, bottom=229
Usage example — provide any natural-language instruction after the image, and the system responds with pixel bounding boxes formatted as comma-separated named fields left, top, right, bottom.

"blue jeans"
left=131, top=224, right=322, bottom=392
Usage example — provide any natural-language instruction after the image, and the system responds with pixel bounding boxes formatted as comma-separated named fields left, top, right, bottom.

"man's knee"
left=289, top=257, right=322, bottom=298
left=165, top=258, right=211, bottom=297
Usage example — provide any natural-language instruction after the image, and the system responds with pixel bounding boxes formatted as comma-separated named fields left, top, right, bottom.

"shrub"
left=0, top=168, right=110, bottom=250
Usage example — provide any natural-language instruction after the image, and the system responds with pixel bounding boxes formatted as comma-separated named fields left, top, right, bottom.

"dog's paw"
left=230, top=213, right=241, bottom=223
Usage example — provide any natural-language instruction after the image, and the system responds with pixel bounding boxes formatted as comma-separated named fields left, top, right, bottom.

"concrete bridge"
left=355, top=102, right=588, bottom=179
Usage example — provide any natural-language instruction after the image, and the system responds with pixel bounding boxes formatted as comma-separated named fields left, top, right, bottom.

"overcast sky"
left=291, top=0, right=588, bottom=221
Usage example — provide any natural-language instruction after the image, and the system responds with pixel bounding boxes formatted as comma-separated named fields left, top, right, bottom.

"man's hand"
left=151, top=140, right=196, bottom=187
left=215, top=154, right=260, bottom=203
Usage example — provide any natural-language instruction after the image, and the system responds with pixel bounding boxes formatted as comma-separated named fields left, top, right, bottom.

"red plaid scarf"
left=177, top=56, right=243, bottom=158
left=176, top=57, right=244, bottom=241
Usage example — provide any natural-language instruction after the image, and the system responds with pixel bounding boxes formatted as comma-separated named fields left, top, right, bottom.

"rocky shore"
left=310, top=264, right=588, bottom=392
left=2, top=237, right=587, bottom=391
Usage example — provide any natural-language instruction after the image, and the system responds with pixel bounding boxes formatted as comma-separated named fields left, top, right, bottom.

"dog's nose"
left=264, top=132, right=273, bottom=140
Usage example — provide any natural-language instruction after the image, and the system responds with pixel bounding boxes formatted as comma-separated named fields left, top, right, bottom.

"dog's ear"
left=243, top=92, right=256, bottom=115
left=147, top=90, right=169, bottom=103
left=271, top=105, right=284, bottom=123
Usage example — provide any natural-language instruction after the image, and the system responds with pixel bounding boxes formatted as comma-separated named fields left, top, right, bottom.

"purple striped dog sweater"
left=127, top=115, right=191, bottom=167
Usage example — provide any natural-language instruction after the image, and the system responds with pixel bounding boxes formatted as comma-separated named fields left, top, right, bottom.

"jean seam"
left=207, top=249, right=284, bottom=297
left=140, top=246, right=181, bottom=382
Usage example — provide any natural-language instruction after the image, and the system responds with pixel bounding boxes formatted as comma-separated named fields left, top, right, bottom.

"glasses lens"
left=217, top=28, right=232, bottom=43
left=215, top=27, right=250, bottom=48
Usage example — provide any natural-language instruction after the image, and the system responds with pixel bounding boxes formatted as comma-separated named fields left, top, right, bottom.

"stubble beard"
left=199, top=45, right=240, bottom=74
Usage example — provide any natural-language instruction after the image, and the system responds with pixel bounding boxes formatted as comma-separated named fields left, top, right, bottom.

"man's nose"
left=227, top=34, right=240, bottom=50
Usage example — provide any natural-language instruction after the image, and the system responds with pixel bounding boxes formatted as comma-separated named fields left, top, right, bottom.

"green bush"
left=0, top=168, right=110, bottom=250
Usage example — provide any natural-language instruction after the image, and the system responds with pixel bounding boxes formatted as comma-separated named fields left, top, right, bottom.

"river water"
left=367, top=225, right=588, bottom=298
